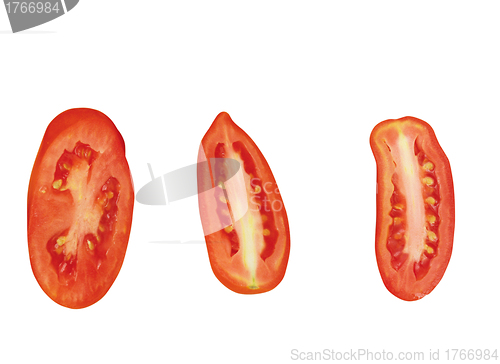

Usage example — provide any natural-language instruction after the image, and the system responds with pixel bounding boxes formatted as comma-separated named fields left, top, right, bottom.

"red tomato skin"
left=370, top=116, right=454, bottom=301
left=198, top=112, right=290, bottom=294
left=27, top=108, right=134, bottom=309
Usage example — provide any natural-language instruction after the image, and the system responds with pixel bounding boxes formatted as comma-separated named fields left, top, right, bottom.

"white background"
left=1, top=1, right=499, bottom=363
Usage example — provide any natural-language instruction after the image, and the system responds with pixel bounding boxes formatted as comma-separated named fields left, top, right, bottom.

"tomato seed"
left=427, top=230, right=438, bottom=242
left=422, top=177, right=434, bottom=186
left=52, top=179, right=62, bottom=190
left=423, top=162, right=434, bottom=171
left=393, top=217, right=403, bottom=225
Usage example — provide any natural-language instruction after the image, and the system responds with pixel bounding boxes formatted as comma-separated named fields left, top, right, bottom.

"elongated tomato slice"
left=370, top=117, right=454, bottom=301
left=27, top=108, right=134, bottom=308
left=198, top=112, right=290, bottom=294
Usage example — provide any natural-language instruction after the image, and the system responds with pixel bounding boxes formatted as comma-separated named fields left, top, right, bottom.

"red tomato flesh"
left=198, top=112, right=290, bottom=294
left=370, top=117, right=454, bottom=301
left=27, top=108, right=134, bottom=308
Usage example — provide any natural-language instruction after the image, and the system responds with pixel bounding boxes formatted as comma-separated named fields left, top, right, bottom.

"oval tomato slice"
left=370, top=117, right=454, bottom=301
left=27, top=108, right=134, bottom=308
left=197, top=112, right=290, bottom=294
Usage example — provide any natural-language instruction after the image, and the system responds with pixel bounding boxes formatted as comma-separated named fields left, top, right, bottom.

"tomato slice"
left=370, top=117, right=454, bottom=301
left=27, top=108, right=134, bottom=308
left=197, top=112, right=290, bottom=294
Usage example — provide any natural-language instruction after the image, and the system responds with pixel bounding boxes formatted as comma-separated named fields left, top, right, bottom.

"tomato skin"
left=27, top=108, right=134, bottom=309
left=370, top=117, right=454, bottom=301
left=198, top=112, right=290, bottom=294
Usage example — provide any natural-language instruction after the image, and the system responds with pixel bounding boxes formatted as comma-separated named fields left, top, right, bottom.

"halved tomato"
left=197, top=112, right=290, bottom=294
left=370, top=117, right=454, bottom=301
left=27, top=108, right=134, bottom=308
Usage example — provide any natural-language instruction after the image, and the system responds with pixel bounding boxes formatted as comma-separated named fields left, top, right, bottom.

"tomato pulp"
left=27, top=108, right=134, bottom=308
left=370, top=117, right=454, bottom=300
left=198, top=112, right=290, bottom=294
